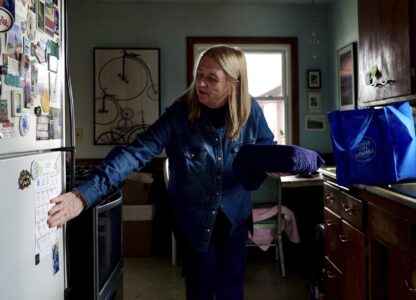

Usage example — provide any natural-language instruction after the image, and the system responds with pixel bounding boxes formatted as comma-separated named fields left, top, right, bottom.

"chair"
left=248, top=176, right=286, bottom=278
left=163, top=158, right=178, bottom=266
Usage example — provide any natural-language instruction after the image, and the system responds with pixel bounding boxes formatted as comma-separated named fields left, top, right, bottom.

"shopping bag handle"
left=384, top=103, right=415, bottom=141
left=350, top=110, right=374, bottom=149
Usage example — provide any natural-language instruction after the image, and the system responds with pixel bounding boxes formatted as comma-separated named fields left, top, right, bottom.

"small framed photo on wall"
left=305, top=115, right=325, bottom=131
left=307, top=92, right=321, bottom=110
left=307, top=69, right=321, bottom=88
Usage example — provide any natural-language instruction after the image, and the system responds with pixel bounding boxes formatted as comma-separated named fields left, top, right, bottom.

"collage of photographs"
left=0, top=0, right=62, bottom=140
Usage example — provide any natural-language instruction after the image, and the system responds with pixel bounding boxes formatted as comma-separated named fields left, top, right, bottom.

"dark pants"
left=181, top=211, right=249, bottom=300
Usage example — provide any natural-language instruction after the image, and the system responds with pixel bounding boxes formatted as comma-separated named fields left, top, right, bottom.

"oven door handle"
left=96, top=193, right=122, bottom=213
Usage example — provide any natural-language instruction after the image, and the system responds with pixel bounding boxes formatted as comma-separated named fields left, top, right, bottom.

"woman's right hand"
left=47, top=192, right=86, bottom=228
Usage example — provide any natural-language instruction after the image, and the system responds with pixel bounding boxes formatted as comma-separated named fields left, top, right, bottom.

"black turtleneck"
left=201, top=104, right=227, bottom=128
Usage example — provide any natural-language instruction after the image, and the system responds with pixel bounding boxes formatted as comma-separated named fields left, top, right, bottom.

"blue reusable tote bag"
left=327, top=102, right=416, bottom=186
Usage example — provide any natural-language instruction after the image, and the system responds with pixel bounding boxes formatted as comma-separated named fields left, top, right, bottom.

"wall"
left=328, top=0, right=358, bottom=109
left=68, top=1, right=333, bottom=158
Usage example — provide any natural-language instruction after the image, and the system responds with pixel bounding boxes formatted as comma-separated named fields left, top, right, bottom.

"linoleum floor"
left=123, top=249, right=311, bottom=300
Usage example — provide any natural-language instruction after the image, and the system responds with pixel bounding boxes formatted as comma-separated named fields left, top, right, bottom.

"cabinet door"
left=341, top=220, right=366, bottom=300
left=358, top=0, right=412, bottom=103
left=368, top=202, right=410, bottom=255
left=388, top=250, right=416, bottom=299
left=324, top=207, right=342, bottom=268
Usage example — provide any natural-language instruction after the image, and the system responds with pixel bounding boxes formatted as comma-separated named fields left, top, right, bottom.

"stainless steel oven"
left=66, top=189, right=123, bottom=300
left=95, top=191, right=123, bottom=300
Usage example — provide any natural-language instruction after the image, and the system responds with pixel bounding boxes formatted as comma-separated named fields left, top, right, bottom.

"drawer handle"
left=342, top=204, right=354, bottom=215
left=405, top=280, right=416, bottom=294
left=325, top=193, right=335, bottom=202
left=327, top=271, right=336, bottom=279
left=339, top=234, right=348, bottom=243
left=324, top=220, right=335, bottom=227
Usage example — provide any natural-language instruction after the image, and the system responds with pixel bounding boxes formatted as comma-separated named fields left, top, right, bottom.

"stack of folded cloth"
left=233, top=144, right=325, bottom=190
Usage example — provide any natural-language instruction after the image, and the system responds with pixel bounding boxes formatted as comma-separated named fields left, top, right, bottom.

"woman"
left=48, top=45, right=275, bottom=300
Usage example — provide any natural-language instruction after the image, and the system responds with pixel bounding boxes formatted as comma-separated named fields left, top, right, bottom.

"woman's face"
left=195, top=56, right=231, bottom=109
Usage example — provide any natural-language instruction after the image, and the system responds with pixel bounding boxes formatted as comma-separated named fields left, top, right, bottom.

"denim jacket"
left=75, top=99, right=274, bottom=251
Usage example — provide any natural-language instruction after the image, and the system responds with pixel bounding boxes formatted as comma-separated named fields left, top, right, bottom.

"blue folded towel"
left=233, top=144, right=325, bottom=190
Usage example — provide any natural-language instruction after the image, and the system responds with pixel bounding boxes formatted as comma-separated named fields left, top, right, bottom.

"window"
left=187, top=37, right=299, bottom=145
left=245, top=48, right=289, bottom=144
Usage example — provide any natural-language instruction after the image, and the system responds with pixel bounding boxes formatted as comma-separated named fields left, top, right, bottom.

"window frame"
left=186, top=36, right=299, bottom=145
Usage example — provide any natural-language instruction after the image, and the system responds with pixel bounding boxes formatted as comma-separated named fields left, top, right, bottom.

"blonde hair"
left=177, top=45, right=251, bottom=140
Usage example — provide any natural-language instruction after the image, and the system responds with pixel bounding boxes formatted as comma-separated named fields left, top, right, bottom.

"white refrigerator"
left=0, top=0, right=73, bottom=299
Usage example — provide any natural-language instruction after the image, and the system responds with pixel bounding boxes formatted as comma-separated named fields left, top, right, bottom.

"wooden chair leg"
left=277, top=233, right=286, bottom=278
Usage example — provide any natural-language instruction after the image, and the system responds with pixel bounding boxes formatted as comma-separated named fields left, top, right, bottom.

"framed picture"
left=305, top=115, right=325, bottom=131
left=11, top=90, right=23, bottom=116
left=338, top=43, right=356, bottom=110
left=307, top=92, right=321, bottom=110
left=94, top=48, right=160, bottom=145
left=307, top=69, right=321, bottom=88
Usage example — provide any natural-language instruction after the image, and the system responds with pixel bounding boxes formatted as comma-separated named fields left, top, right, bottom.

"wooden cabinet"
left=358, top=0, right=416, bottom=105
left=323, top=181, right=367, bottom=300
left=322, top=174, right=416, bottom=299
left=363, top=197, right=416, bottom=300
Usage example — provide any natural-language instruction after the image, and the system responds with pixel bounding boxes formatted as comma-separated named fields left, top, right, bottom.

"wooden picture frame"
left=307, top=69, right=321, bottom=88
left=338, top=43, right=356, bottom=110
left=307, top=92, right=321, bottom=110
left=305, top=115, right=325, bottom=131
left=93, top=48, right=160, bottom=145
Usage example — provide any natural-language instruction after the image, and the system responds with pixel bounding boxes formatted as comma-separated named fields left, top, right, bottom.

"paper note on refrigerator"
left=34, top=158, right=61, bottom=263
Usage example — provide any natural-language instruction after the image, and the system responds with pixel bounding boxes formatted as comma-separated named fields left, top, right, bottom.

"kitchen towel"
left=248, top=205, right=300, bottom=251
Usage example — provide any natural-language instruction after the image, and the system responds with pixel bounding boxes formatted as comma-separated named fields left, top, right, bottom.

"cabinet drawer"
left=340, top=191, right=364, bottom=230
left=324, top=182, right=341, bottom=214
left=368, top=202, right=410, bottom=255
left=324, top=207, right=342, bottom=268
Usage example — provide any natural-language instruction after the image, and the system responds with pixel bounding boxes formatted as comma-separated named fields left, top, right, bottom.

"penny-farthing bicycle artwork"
left=94, top=48, right=160, bottom=145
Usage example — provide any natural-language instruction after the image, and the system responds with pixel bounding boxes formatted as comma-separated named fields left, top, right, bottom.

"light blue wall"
left=67, top=1, right=353, bottom=158
left=304, top=0, right=358, bottom=158
left=328, top=0, right=358, bottom=109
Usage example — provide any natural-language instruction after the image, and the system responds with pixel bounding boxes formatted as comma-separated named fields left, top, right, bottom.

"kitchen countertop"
left=280, top=174, right=323, bottom=188
left=319, top=166, right=416, bottom=210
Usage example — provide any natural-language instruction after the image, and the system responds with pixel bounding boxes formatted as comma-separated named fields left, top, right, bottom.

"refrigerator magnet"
left=0, top=7, right=13, bottom=33
left=47, top=53, right=58, bottom=73
left=0, top=99, right=8, bottom=121
left=30, top=160, right=40, bottom=180
left=40, top=91, right=50, bottom=113
left=52, top=243, right=59, bottom=274
left=19, top=114, right=29, bottom=136
left=11, top=90, right=23, bottom=116
left=18, top=169, right=32, bottom=190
